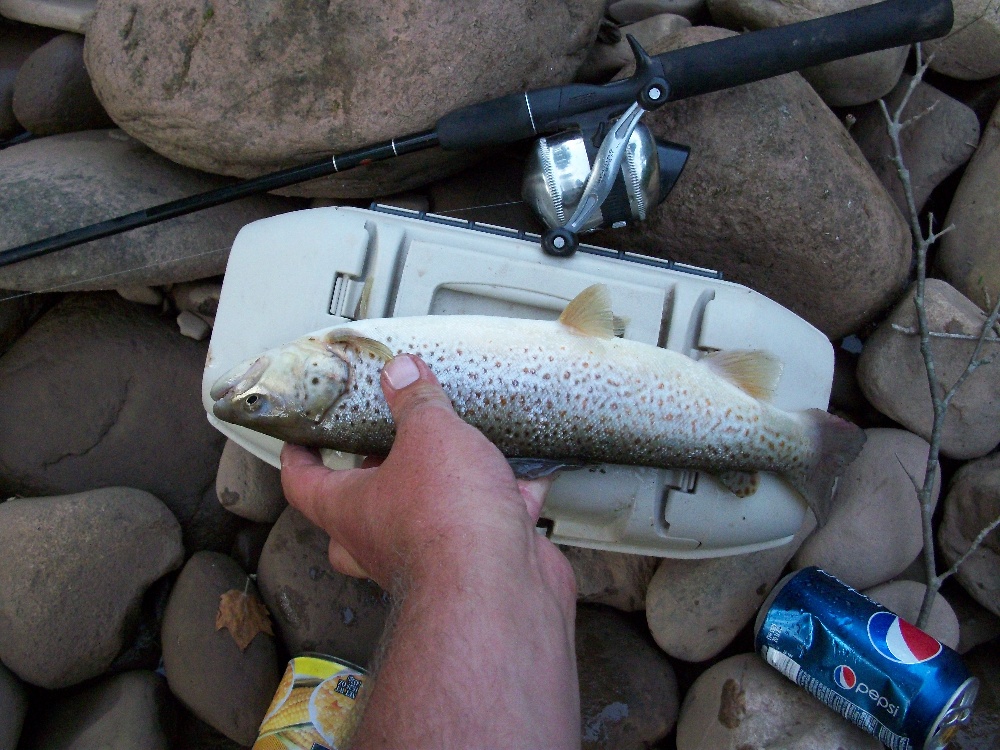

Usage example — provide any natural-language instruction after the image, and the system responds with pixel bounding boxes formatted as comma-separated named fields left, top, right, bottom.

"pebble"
left=561, top=546, right=659, bottom=611
left=0, top=661, right=27, bottom=750
left=577, top=605, right=679, bottom=749
left=609, top=0, right=706, bottom=23
left=115, top=285, right=163, bottom=306
left=857, top=280, right=1000, bottom=460
left=675, top=653, right=882, bottom=750
left=793, top=429, right=939, bottom=591
left=19, top=671, right=174, bottom=750
left=925, top=0, right=1000, bottom=80
left=169, top=280, right=221, bottom=322
left=256, top=507, right=391, bottom=668
left=216, top=440, right=286, bottom=524
left=863, top=580, right=960, bottom=648
left=161, top=551, right=282, bottom=747
left=0, top=487, right=183, bottom=689
left=949, top=637, right=1000, bottom=748
left=176, top=309, right=210, bottom=341
left=0, top=0, right=95, bottom=34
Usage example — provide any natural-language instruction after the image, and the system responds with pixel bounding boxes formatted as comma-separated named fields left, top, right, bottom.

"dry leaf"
left=216, top=588, right=274, bottom=651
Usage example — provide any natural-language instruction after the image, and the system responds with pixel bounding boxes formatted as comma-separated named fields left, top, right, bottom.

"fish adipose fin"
left=559, top=284, right=616, bottom=339
left=702, top=349, right=783, bottom=401
left=717, top=470, right=760, bottom=498
left=324, top=330, right=393, bottom=361
left=794, top=410, right=867, bottom=526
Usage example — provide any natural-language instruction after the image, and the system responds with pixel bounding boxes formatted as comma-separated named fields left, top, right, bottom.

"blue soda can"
left=754, top=567, right=977, bottom=750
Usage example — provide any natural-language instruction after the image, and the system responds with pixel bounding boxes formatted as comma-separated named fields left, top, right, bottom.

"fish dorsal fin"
left=558, top=284, right=616, bottom=338
left=324, top=330, right=394, bottom=361
left=702, top=349, right=783, bottom=401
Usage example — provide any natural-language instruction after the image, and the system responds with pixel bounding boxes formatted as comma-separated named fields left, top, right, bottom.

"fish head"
left=210, top=337, right=352, bottom=439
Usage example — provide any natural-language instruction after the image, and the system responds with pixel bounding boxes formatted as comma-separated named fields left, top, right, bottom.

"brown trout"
left=211, top=285, right=865, bottom=522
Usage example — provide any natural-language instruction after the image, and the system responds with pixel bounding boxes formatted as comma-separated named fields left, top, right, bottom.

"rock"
left=577, top=605, right=679, bottom=749
left=0, top=293, right=238, bottom=551
left=12, top=33, right=113, bottom=135
left=949, top=638, right=1000, bottom=749
left=82, top=0, right=606, bottom=198
left=578, top=13, right=691, bottom=81
left=609, top=0, right=707, bottom=23
left=561, top=546, right=659, bottom=611
left=938, top=99, right=1000, bottom=309
left=176, top=310, right=210, bottom=340
left=216, top=440, right=286, bottom=524
left=938, top=451, right=1000, bottom=618
left=0, top=130, right=297, bottom=292
left=676, top=653, right=883, bottom=750
left=0, top=487, right=183, bottom=689
left=706, top=0, right=907, bottom=106
left=946, top=582, right=1000, bottom=654
left=161, top=551, right=281, bottom=747
left=0, top=22, right=56, bottom=138
left=229, top=521, right=273, bottom=575
left=590, top=26, right=911, bottom=339
left=863, top=580, right=961, bottom=649
left=18, top=671, right=175, bottom=750
left=0, top=0, right=95, bottom=34
left=169, top=280, right=221, bottom=321
left=0, top=287, right=50, bottom=356
left=257, top=507, right=391, bottom=668
left=849, top=75, right=980, bottom=215
left=116, top=285, right=163, bottom=306
left=925, top=0, right=1000, bottom=80
left=646, top=515, right=814, bottom=662
left=0, top=661, right=27, bottom=750
left=857, top=280, right=1000, bottom=460
left=793, top=429, right=939, bottom=591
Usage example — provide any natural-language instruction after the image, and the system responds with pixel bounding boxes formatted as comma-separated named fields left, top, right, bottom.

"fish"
left=210, top=284, right=865, bottom=523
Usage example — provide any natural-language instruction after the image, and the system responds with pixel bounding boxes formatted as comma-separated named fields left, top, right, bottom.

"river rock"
left=949, top=638, right=1000, bottom=749
left=938, top=99, right=1000, bottom=309
left=609, top=0, right=707, bottom=23
left=561, top=546, right=659, bottom=611
left=590, top=26, right=911, bottom=339
left=0, top=21, right=55, bottom=138
left=216, top=440, right=286, bottom=523
left=0, top=0, right=94, bottom=34
left=170, top=280, right=220, bottom=322
left=161, top=552, right=281, bottom=747
left=647, top=515, right=814, bottom=662
left=0, top=293, right=238, bottom=551
left=947, top=583, right=1000, bottom=654
left=176, top=310, right=210, bottom=340
left=12, top=32, right=112, bottom=135
left=577, top=605, right=679, bottom=749
left=676, top=653, right=883, bottom=750
left=793, top=429, right=939, bottom=591
left=864, top=580, right=960, bottom=648
left=0, top=288, right=50, bottom=356
left=0, top=130, right=297, bottom=292
left=0, top=661, right=27, bottom=750
left=925, top=0, right=1000, bottom=80
left=578, top=14, right=691, bottom=82
left=706, top=0, right=908, bottom=106
left=19, top=671, right=175, bottom=750
left=116, top=285, right=163, bottom=306
left=849, top=75, right=980, bottom=215
left=857, top=280, right=1000, bottom=460
left=257, top=507, right=391, bottom=668
left=0, top=487, right=183, bottom=689
left=82, top=0, right=606, bottom=198
left=938, top=451, right=1000, bottom=618
left=229, top=522, right=273, bottom=575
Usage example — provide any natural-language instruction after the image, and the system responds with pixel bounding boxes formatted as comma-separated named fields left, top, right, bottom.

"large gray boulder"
left=83, top=0, right=606, bottom=198
left=925, top=0, right=1000, bottom=80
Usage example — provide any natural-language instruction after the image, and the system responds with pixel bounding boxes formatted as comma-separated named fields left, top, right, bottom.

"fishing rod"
left=0, top=0, right=953, bottom=268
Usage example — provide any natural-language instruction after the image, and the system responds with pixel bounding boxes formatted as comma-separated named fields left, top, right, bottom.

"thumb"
left=380, top=354, right=457, bottom=427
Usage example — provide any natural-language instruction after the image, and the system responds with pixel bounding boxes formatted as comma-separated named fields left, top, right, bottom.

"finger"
left=380, top=354, right=457, bottom=427
left=327, top=538, right=371, bottom=580
left=280, top=443, right=368, bottom=532
left=517, top=475, right=554, bottom=522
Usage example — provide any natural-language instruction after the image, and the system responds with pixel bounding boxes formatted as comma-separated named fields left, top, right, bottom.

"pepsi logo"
left=868, top=611, right=942, bottom=664
left=834, top=665, right=857, bottom=690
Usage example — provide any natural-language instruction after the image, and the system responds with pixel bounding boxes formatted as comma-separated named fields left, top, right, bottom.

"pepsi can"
left=754, top=567, right=977, bottom=750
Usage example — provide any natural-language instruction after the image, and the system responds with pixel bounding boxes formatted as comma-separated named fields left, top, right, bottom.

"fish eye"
left=244, top=393, right=265, bottom=411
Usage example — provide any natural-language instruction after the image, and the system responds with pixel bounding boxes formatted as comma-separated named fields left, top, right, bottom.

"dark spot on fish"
left=311, top=377, right=320, bottom=385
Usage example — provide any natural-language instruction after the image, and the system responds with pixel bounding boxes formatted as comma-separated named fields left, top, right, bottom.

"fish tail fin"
left=791, top=409, right=866, bottom=526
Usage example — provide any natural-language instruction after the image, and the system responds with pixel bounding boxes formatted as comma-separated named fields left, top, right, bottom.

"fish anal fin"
left=702, top=349, right=783, bottom=401
left=717, top=470, right=760, bottom=498
left=558, top=284, right=616, bottom=339
left=507, top=457, right=587, bottom=480
left=324, top=330, right=393, bottom=361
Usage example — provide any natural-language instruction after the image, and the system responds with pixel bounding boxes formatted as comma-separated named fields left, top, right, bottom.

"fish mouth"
left=210, top=355, right=270, bottom=401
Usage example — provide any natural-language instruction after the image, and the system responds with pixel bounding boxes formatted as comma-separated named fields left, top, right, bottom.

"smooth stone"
left=0, top=287, right=50, bottom=355
left=863, top=580, right=960, bottom=649
left=946, top=582, right=1000, bottom=654
left=169, top=280, right=220, bottom=322
left=949, top=638, right=1000, bottom=748
left=18, top=671, right=174, bottom=749
left=561, top=546, right=659, bottom=611
left=609, top=0, right=706, bottom=23
left=116, top=284, right=163, bottom=306
left=161, top=551, right=281, bottom=747
left=938, top=451, right=1000, bottom=618
left=216, top=440, right=286, bottom=524
left=0, top=487, right=183, bottom=689
left=590, top=26, right=911, bottom=339
left=849, top=75, right=980, bottom=214
left=12, top=32, right=113, bottom=135
left=938, top=99, right=1000, bottom=309
left=577, top=605, right=679, bottom=749
left=793, top=428, right=939, bottom=591
left=176, top=309, right=210, bottom=341
left=0, top=661, right=27, bottom=750
left=646, top=515, right=814, bottom=662
left=925, top=0, right=1000, bottom=80
left=0, top=293, right=237, bottom=551
left=0, top=130, right=296, bottom=292
left=82, top=0, right=605, bottom=198
left=0, top=0, right=95, bottom=34
left=257, top=507, right=391, bottom=668
left=229, top=521, right=273, bottom=575
left=0, top=22, right=56, bottom=138
left=857, top=280, right=1000, bottom=460
left=706, top=0, right=908, bottom=106
left=578, top=13, right=691, bottom=82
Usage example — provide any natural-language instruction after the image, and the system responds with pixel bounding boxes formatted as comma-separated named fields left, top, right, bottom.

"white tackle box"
left=202, top=205, right=834, bottom=558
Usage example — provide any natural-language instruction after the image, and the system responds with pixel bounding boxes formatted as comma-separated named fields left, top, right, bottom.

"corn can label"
left=253, top=655, right=367, bottom=750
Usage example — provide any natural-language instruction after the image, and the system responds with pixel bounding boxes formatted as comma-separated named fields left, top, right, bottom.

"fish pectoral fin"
left=717, top=470, right=760, bottom=498
left=507, top=457, right=587, bottom=480
left=558, top=284, right=616, bottom=339
left=324, top=330, right=394, bottom=361
left=702, top=349, right=783, bottom=401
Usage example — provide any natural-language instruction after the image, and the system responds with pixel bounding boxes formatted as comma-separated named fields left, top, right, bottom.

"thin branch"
left=937, top=513, right=1000, bottom=582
